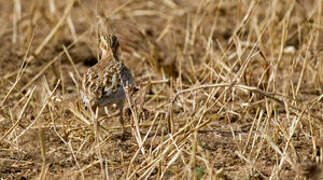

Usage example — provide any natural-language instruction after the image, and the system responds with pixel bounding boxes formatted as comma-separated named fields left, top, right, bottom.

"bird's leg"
left=118, top=106, right=126, bottom=136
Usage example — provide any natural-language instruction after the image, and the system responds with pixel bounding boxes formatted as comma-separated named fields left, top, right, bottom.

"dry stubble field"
left=0, top=0, right=323, bottom=179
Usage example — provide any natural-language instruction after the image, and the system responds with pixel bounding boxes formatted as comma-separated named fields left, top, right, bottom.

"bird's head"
left=99, top=34, right=119, bottom=58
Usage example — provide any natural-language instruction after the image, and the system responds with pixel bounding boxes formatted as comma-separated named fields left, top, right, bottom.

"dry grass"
left=0, top=0, right=323, bottom=179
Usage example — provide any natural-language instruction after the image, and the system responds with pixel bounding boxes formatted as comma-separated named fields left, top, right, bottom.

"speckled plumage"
left=81, top=34, right=134, bottom=125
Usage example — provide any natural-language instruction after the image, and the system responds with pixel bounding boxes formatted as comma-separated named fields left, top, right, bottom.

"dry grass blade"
left=126, top=111, right=160, bottom=178
left=63, top=45, right=82, bottom=80
left=1, top=32, right=33, bottom=106
left=38, top=126, right=47, bottom=180
left=14, top=80, right=60, bottom=142
left=125, top=87, right=146, bottom=155
left=0, top=87, right=35, bottom=142
left=27, top=0, right=76, bottom=63
left=18, top=30, right=89, bottom=95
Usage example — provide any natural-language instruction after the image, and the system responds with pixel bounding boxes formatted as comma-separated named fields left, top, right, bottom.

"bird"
left=81, top=34, right=135, bottom=130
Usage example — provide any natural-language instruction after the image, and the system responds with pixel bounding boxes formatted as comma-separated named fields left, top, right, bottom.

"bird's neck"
left=100, top=51, right=119, bottom=63
left=101, top=49, right=112, bottom=58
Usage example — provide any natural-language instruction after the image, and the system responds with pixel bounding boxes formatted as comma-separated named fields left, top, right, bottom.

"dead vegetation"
left=0, top=0, right=322, bottom=179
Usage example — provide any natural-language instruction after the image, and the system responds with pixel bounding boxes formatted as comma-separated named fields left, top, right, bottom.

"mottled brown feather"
left=81, top=34, right=134, bottom=113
